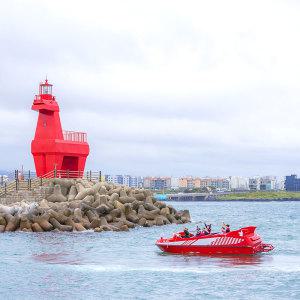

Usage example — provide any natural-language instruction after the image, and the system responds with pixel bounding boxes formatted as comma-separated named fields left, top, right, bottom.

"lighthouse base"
left=31, top=139, right=89, bottom=177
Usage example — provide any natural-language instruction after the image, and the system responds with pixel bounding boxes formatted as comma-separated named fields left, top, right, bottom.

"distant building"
left=178, top=177, right=229, bottom=190
left=285, top=175, right=300, bottom=191
left=230, top=176, right=249, bottom=191
left=179, top=177, right=200, bottom=189
left=171, top=177, right=179, bottom=189
left=249, top=178, right=260, bottom=191
left=260, top=176, right=276, bottom=191
left=105, top=174, right=143, bottom=188
left=143, top=177, right=171, bottom=190
left=275, top=177, right=285, bottom=190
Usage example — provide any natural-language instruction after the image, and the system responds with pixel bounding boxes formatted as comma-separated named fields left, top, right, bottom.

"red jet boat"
left=156, top=226, right=274, bottom=255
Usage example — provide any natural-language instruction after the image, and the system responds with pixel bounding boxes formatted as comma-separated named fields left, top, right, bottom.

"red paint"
left=31, top=79, right=89, bottom=177
left=156, top=226, right=274, bottom=255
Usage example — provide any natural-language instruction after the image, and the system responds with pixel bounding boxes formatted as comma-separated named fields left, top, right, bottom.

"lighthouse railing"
left=63, top=130, right=87, bottom=143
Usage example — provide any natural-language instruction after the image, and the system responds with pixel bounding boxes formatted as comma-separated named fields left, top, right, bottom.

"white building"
left=229, top=176, right=249, bottom=191
left=171, top=177, right=179, bottom=189
left=105, top=174, right=143, bottom=188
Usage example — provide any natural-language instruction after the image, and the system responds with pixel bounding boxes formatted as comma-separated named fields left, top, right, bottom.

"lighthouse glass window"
left=42, top=85, right=52, bottom=94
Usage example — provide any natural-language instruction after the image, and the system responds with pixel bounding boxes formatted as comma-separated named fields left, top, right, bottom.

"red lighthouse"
left=31, top=79, right=89, bottom=177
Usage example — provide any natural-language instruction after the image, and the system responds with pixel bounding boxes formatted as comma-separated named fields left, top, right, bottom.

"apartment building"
left=143, top=177, right=171, bottom=190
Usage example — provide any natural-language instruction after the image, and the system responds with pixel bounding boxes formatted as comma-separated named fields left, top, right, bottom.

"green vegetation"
left=217, top=191, right=300, bottom=200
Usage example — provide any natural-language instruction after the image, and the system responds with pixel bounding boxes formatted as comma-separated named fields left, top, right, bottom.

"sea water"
left=0, top=201, right=299, bottom=299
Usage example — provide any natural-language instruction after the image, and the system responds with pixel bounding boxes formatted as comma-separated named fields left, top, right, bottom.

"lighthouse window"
left=42, top=85, right=52, bottom=94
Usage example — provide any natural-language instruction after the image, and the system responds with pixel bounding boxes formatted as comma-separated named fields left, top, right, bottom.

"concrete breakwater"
left=0, top=178, right=190, bottom=232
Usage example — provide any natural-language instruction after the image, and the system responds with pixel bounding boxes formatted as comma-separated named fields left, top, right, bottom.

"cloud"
left=0, top=0, right=300, bottom=176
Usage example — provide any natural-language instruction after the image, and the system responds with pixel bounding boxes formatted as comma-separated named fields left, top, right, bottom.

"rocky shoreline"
left=0, top=178, right=190, bottom=233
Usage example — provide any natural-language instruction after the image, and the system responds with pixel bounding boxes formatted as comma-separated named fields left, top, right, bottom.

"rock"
left=92, top=199, right=100, bottom=208
left=167, top=205, right=177, bottom=215
left=0, top=225, right=5, bottom=232
left=105, top=214, right=113, bottom=223
left=109, top=193, right=119, bottom=202
left=0, top=178, right=190, bottom=233
left=5, top=215, right=20, bottom=232
left=76, top=182, right=86, bottom=193
left=138, top=205, right=158, bottom=220
left=154, top=201, right=166, bottom=209
left=120, top=189, right=127, bottom=197
left=138, top=217, right=147, bottom=226
left=85, top=210, right=98, bottom=223
left=33, top=213, right=53, bottom=231
left=47, top=184, right=67, bottom=202
left=90, top=219, right=101, bottom=229
left=65, top=217, right=77, bottom=230
left=131, top=200, right=141, bottom=211
left=75, top=188, right=94, bottom=200
left=126, top=211, right=139, bottom=223
left=123, top=219, right=135, bottom=228
left=63, top=208, right=72, bottom=217
left=81, top=195, right=94, bottom=205
left=74, top=222, right=86, bottom=231
left=73, top=208, right=82, bottom=222
left=160, top=207, right=170, bottom=216
left=147, top=220, right=156, bottom=227
left=53, top=178, right=74, bottom=196
left=144, top=202, right=160, bottom=212
left=114, top=200, right=125, bottom=212
left=108, top=187, right=121, bottom=196
left=81, top=216, right=91, bottom=229
left=100, top=225, right=112, bottom=231
left=0, top=215, right=7, bottom=226
left=0, top=205, right=15, bottom=215
left=92, top=182, right=102, bottom=194
left=145, top=196, right=154, bottom=204
left=155, top=216, right=164, bottom=226
left=19, top=215, right=32, bottom=231
left=110, top=208, right=122, bottom=219
left=48, top=209, right=68, bottom=224
left=98, top=186, right=107, bottom=195
left=118, top=196, right=136, bottom=204
left=32, top=223, right=43, bottom=232
left=100, top=217, right=108, bottom=227
left=94, top=227, right=103, bottom=232
left=124, top=203, right=132, bottom=215
left=67, top=185, right=77, bottom=201
left=133, top=193, right=145, bottom=201
left=68, top=200, right=81, bottom=209
left=49, top=217, right=73, bottom=231
left=39, top=199, right=50, bottom=210
left=166, top=214, right=177, bottom=223
left=177, top=210, right=191, bottom=222
left=96, top=204, right=110, bottom=216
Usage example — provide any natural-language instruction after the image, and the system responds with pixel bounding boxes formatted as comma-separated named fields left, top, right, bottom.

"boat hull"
left=156, top=244, right=257, bottom=255
left=156, top=226, right=274, bottom=255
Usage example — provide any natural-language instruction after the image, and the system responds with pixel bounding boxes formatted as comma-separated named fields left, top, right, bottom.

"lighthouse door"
left=61, top=156, right=79, bottom=172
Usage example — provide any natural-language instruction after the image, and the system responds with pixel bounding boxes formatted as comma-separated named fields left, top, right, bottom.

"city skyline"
left=1, top=1, right=300, bottom=176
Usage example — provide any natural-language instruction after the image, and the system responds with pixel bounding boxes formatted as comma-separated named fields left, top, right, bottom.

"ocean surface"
left=0, top=201, right=299, bottom=300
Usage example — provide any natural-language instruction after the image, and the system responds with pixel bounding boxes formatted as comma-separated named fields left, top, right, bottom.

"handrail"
left=63, top=130, right=87, bottom=143
left=0, top=169, right=102, bottom=198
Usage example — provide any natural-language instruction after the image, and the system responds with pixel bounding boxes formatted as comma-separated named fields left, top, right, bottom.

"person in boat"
left=203, top=223, right=212, bottom=235
left=222, top=223, right=230, bottom=233
left=196, top=226, right=202, bottom=236
left=183, top=227, right=191, bottom=238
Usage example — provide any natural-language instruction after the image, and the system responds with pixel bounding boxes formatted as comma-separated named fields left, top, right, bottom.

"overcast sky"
left=0, top=0, right=300, bottom=177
